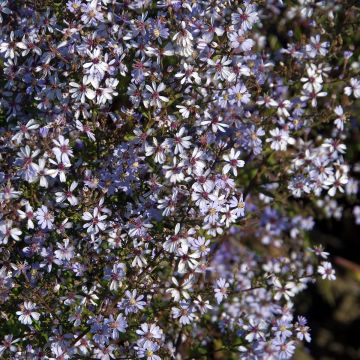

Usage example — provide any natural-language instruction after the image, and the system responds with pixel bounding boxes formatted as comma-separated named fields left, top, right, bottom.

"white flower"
left=55, top=181, right=79, bottom=206
left=52, top=135, right=73, bottom=164
left=55, top=238, right=75, bottom=262
left=214, top=278, right=230, bottom=304
left=168, top=127, right=192, bottom=155
left=324, top=170, right=348, bottom=196
left=334, top=105, right=346, bottom=131
left=231, top=3, right=259, bottom=30
left=318, top=261, right=336, bottom=280
left=0, top=334, right=19, bottom=356
left=82, top=207, right=107, bottom=234
left=136, top=341, right=161, bottom=360
left=17, top=202, right=35, bottom=229
left=83, top=48, right=108, bottom=85
left=47, top=157, right=71, bottom=183
left=36, top=205, right=54, bottom=230
left=244, top=319, right=267, bottom=342
left=176, top=244, right=200, bottom=273
left=273, top=278, right=296, bottom=301
left=171, top=301, right=196, bottom=325
left=105, top=263, right=126, bottom=291
left=175, top=63, right=201, bottom=85
left=228, top=30, right=255, bottom=51
left=136, top=323, right=164, bottom=348
left=172, top=21, right=193, bottom=57
left=207, top=56, right=233, bottom=81
left=305, top=35, right=329, bottom=58
left=222, top=148, right=245, bottom=176
left=166, top=275, right=193, bottom=302
left=143, top=82, right=169, bottom=108
left=163, top=158, right=185, bottom=183
left=300, top=83, right=327, bottom=107
left=266, top=128, right=295, bottom=151
left=0, top=220, right=22, bottom=244
left=69, top=79, right=96, bottom=103
left=301, top=64, right=323, bottom=91
left=16, top=302, right=40, bottom=325
left=344, top=78, right=360, bottom=98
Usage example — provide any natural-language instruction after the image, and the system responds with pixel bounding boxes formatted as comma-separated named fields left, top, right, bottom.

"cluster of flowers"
left=0, top=0, right=359, bottom=359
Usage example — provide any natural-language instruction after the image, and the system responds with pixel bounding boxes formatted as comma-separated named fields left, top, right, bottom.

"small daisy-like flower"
left=143, top=82, right=169, bottom=109
left=52, top=135, right=73, bottom=164
left=318, top=261, right=336, bottom=280
left=136, top=323, right=164, bottom=347
left=171, top=301, right=196, bottom=325
left=16, top=302, right=40, bottom=325
left=82, top=207, right=107, bottom=234
left=344, top=78, right=360, bottom=98
left=69, top=78, right=96, bottom=103
left=105, top=313, right=128, bottom=340
left=214, top=278, right=230, bottom=304
left=136, top=341, right=161, bottom=360
left=0, top=220, right=22, bottom=244
left=222, top=148, right=245, bottom=176
left=36, top=205, right=54, bottom=230
left=118, top=290, right=146, bottom=315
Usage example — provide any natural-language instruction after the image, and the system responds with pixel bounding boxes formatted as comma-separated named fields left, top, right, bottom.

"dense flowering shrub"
left=0, top=0, right=359, bottom=358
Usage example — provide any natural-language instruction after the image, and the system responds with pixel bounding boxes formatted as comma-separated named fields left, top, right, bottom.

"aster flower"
left=0, top=220, right=22, bottom=244
left=305, top=35, right=329, bottom=58
left=175, top=62, right=201, bottom=85
left=324, top=170, right=348, bottom=196
left=171, top=301, right=196, bottom=325
left=214, top=278, right=230, bottom=304
left=344, top=78, right=360, bottom=98
left=273, top=278, right=296, bottom=301
left=272, top=319, right=293, bottom=341
left=266, top=128, right=295, bottom=151
left=55, top=238, right=75, bottom=262
left=118, top=290, right=146, bottom=315
left=136, top=341, right=161, bottom=360
left=0, top=335, right=19, bottom=356
left=318, top=261, right=336, bottom=280
left=273, top=339, right=296, bottom=360
left=52, top=135, right=73, bottom=164
left=136, top=323, right=164, bottom=347
left=295, top=316, right=311, bottom=342
left=47, top=157, right=71, bottom=183
left=16, top=302, right=40, bottom=325
left=83, top=48, right=109, bottom=85
left=17, top=202, right=35, bottom=229
left=143, top=82, right=169, bottom=108
left=231, top=3, right=259, bottom=30
left=228, top=29, right=255, bottom=52
left=69, top=79, right=96, bottom=103
left=168, top=127, right=192, bottom=155
left=105, top=313, right=128, bottom=340
left=244, top=319, right=267, bottom=342
left=82, top=207, right=108, bottom=234
left=229, top=83, right=251, bottom=106
left=222, top=148, right=245, bottom=176
left=36, top=205, right=54, bottom=230
left=104, top=263, right=126, bottom=291
left=166, top=276, right=193, bottom=302
left=66, top=0, right=82, bottom=13
left=207, top=56, right=233, bottom=81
